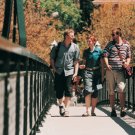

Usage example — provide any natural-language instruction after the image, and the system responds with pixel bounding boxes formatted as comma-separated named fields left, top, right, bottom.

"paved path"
left=36, top=105, right=135, bottom=135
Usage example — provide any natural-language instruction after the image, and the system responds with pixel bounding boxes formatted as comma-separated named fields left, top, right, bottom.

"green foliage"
left=80, top=0, right=94, bottom=26
left=41, top=0, right=82, bottom=30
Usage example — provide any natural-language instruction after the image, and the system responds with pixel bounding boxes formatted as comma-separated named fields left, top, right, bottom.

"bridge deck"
left=36, top=104, right=135, bottom=135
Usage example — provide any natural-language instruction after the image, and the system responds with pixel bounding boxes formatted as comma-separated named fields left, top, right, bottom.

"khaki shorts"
left=106, top=70, right=126, bottom=95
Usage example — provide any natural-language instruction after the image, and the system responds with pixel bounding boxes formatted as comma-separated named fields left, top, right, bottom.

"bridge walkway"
left=36, top=104, right=135, bottom=135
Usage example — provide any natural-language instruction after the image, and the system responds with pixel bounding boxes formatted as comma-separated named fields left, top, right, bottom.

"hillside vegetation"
left=77, top=2, right=135, bottom=61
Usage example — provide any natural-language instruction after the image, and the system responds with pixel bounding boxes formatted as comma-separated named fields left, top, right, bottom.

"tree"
left=90, top=2, right=135, bottom=61
left=80, top=0, right=94, bottom=26
left=41, top=0, right=82, bottom=30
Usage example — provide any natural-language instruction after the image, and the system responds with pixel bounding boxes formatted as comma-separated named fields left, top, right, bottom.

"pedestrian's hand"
left=79, top=64, right=85, bottom=69
left=123, top=62, right=129, bottom=68
left=72, top=74, right=77, bottom=81
left=106, top=64, right=112, bottom=70
left=73, top=76, right=78, bottom=82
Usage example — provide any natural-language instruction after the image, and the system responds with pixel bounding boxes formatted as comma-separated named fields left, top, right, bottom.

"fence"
left=0, top=37, right=56, bottom=135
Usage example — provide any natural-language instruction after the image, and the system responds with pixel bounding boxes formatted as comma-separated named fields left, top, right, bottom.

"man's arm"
left=126, top=57, right=131, bottom=65
left=104, top=57, right=112, bottom=70
left=50, top=45, right=57, bottom=72
left=73, top=61, right=79, bottom=80
left=123, top=57, right=131, bottom=68
left=100, top=58, right=105, bottom=82
left=50, top=59, right=56, bottom=72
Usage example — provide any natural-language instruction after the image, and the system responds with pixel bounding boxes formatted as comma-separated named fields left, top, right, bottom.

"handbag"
left=115, top=45, right=133, bottom=79
left=123, top=65, right=133, bottom=79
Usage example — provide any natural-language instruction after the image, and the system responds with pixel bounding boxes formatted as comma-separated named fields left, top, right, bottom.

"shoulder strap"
left=115, top=45, right=124, bottom=61
left=54, top=42, right=61, bottom=62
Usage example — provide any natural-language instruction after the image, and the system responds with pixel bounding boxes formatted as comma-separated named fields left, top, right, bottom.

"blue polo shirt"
left=83, top=47, right=102, bottom=68
left=50, top=42, right=80, bottom=76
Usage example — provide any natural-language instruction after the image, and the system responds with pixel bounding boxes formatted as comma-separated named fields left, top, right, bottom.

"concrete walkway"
left=36, top=105, right=135, bottom=135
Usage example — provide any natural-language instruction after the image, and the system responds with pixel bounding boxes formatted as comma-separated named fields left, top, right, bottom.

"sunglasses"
left=111, top=31, right=119, bottom=37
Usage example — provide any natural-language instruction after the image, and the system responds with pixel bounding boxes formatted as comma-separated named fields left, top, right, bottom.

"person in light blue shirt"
left=80, top=35, right=104, bottom=116
left=50, top=29, right=80, bottom=117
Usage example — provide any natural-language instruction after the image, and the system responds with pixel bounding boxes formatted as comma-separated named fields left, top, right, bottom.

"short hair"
left=87, top=35, right=97, bottom=44
left=112, top=28, right=122, bottom=37
left=64, top=28, right=74, bottom=39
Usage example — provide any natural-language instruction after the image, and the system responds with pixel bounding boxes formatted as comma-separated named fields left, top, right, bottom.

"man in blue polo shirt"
left=50, top=29, right=80, bottom=117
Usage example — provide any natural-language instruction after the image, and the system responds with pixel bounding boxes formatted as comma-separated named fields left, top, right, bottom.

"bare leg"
left=119, top=92, right=125, bottom=110
left=64, top=97, right=71, bottom=109
left=119, top=92, right=126, bottom=117
left=109, top=95, right=115, bottom=110
left=110, top=94, right=117, bottom=117
left=85, top=94, right=91, bottom=113
left=62, top=97, right=71, bottom=117
left=91, top=97, right=98, bottom=114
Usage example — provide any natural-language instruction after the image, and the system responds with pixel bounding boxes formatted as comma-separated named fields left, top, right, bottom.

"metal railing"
left=0, top=35, right=135, bottom=135
left=98, top=67, right=135, bottom=117
left=0, top=0, right=56, bottom=134
left=2, top=0, right=26, bottom=46
left=0, top=37, right=56, bottom=135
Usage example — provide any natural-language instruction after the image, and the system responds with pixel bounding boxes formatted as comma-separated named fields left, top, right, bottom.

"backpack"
left=54, top=42, right=61, bottom=62
left=50, top=42, right=61, bottom=69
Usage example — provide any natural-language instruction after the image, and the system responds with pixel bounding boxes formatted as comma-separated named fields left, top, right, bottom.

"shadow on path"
left=51, top=115, right=109, bottom=117
left=97, top=106, right=135, bottom=135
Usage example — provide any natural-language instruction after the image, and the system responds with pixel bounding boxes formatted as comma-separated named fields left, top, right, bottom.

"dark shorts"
left=54, top=72, right=73, bottom=99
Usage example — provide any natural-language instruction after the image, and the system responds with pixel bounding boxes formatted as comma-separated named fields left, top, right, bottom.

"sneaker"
left=59, top=106, right=65, bottom=116
left=111, top=109, right=117, bottom=117
left=82, top=112, right=90, bottom=117
left=91, top=112, right=96, bottom=116
left=120, top=110, right=126, bottom=117
left=64, top=111, right=69, bottom=117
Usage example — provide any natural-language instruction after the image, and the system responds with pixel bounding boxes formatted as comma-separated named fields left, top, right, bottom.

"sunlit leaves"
left=41, top=0, right=82, bottom=30
left=90, top=2, right=135, bottom=48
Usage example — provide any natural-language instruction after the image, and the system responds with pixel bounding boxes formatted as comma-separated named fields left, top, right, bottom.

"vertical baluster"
left=15, top=60, right=20, bottom=135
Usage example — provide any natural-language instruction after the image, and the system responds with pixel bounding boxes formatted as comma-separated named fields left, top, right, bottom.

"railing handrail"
left=0, top=37, right=48, bottom=66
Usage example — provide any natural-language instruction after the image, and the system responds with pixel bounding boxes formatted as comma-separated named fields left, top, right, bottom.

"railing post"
left=3, top=56, right=10, bottom=135
left=2, top=0, right=26, bottom=47
left=15, top=60, right=21, bottom=135
left=23, top=59, right=29, bottom=135
left=133, top=67, right=135, bottom=112
left=15, top=0, right=26, bottom=47
left=2, top=0, right=13, bottom=38
left=33, top=62, right=37, bottom=134
left=29, top=61, right=34, bottom=130
left=13, top=0, right=17, bottom=43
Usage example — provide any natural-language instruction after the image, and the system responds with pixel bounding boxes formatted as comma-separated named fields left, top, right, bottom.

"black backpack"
left=50, top=42, right=61, bottom=69
left=54, top=42, right=61, bottom=62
